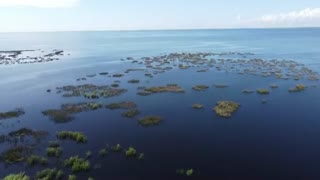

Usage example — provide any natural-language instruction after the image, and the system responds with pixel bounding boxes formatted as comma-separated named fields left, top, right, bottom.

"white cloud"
left=0, top=0, right=78, bottom=8
left=236, top=8, right=320, bottom=28
left=259, top=8, right=320, bottom=23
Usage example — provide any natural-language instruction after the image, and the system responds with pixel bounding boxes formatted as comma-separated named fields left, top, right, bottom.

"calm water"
left=0, top=28, right=320, bottom=179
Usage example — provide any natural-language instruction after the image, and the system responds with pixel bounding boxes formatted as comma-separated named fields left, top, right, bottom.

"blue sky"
left=0, top=0, right=320, bottom=32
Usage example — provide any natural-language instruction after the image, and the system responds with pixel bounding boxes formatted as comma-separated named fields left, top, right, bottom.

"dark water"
left=0, top=29, right=320, bottom=179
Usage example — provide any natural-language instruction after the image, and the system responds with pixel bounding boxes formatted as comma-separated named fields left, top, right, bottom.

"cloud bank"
left=257, top=8, right=320, bottom=27
left=260, top=8, right=320, bottom=23
left=0, top=0, right=78, bottom=8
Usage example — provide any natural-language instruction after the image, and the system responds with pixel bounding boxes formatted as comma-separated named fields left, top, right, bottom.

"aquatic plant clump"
left=46, top=147, right=63, bottom=158
left=192, top=104, right=204, bottom=109
left=1, top=146, right=30, bottom=163
left=26, top=155, right=48, bottom=166
left=289, top=84, right=306, bottom=92
left=8, top=128, right=48, bottom=139
left=56, top=84, right=127, bottom=99
left=176, top=169, right=194, bottom=176
left=214, top=84, right=229, bottom=88
left=138, top=84, right=185, bottom=95
left=64, top=156, right=90, bottom=173
left=56, top=131, right=87, bottom=143
left=106, top=101, right=137, bottom=110
left=121, top=109, right=140, bottom=118
left=68, top=175, right=77, bottom=180
left=0, top=108, right=25, bottom=120
left=42, top=102, right=104, bottom=123
left=214, top=101, right=240, bottom=118
left=128, top=79, right=140, bottom=83
left=3, top=172, right=30, bottom=180
left=99, top=148, right=108, bottom=157
left=36, top=168, right=63, bottom=180
left=242, top=89, right=254, bottom=94
left=138, top=116, right=162, bottom=126
left=125, top=147, right=137, bottom=157
left=192, top=85, right=209, bottom=91
left=111, top=144, right=122, bottom=152
left=256, top=89, right=270, bottom=95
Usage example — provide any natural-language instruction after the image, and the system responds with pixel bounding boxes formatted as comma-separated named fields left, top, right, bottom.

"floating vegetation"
left=214, top=101, right=240, bottom=118
left=270, top=84, right=278, bottom=89
left=99, top=72, right=109, bottom=75
left=68, top=175, right=77, bottom=180
left=0, top=108, right=25, bottom=120
left=111, top=83, right=119, bottom=88
left=139, top=116, right=162, bottom=126
left=138, top=84, right=185, bottom=95
left=8, top=128, right=48, bottom=139
left=64, top=156, right=90, bottom=173
left=106, top=101, right=137, bottom=110
left=124, top=68, right=145, bottom=73
left=3, top=172, right=30, bottom=180
left=1, top=146, right=31, bottom=163
left=99, top=148, right=108, bottom=157
left=192, top=85, right=209, bottom=91
left=121, top=109, right=140, bottom=118
left=214, top=84, right=229, bottom=88
left=56, top=131, right=87, bottom=143
left=176, top=169, right=194, bottom=176
left=186, top=169, right=194, bottom=176
left=36, top=168, right=63, bottom=180
left=112, top=73, right=124, bottom=77
left=46, top=147, right=63, bottom=158
left=88, top=177, right=94, bottom=180
left=289, top=84, right=306, bottom=92
left=48, top=141, right=60, bottom=148
left=242, top=89, right=254, bottom=94
left=192, top=104, right=204, bottom=109
left=125, top=147, right=137, bottom=157
left=56, top=84, right=127, bottom=99
left=261, top=99, right=268, bottom=104
left=256, top=89, right=270, bottom=95
left=43, top=102, right=104, bottom=123
left=128, top=79, right=140, bottom=83
left=86, top=74, right=96, bottom=78
left=85, top=151, right=92, bottom=159
left=138, top=153, right=144, bottom=160
left=111, top=144, right=122, bottom=152
left=26, top=155, right=48, bottom=166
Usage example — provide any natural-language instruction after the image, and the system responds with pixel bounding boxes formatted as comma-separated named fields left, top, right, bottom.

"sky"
left=0, top=0, right=320, bottom=32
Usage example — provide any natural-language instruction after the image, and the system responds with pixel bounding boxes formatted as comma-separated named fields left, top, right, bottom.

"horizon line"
left=0, top=26, right=319, bottom=33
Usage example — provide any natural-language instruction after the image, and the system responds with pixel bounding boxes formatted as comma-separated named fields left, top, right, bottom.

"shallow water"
left=0, top=29, right=320, bottom=179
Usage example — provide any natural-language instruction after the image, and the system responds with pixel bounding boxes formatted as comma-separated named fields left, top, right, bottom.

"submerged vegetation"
left=1, top=146, right=30, bottom=163
left=0, top=109, right=25, bottom=120
left=43, top=102, right=103, bottom=123
left=139, top=116, right=162, bottom=126
left=56, top=131, right=87, bottom=143
left=214, top=101, right=240, bottom=118
left=192, top=104, right=204, bottom=109
left=121, top=109, right=140, bottom=118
